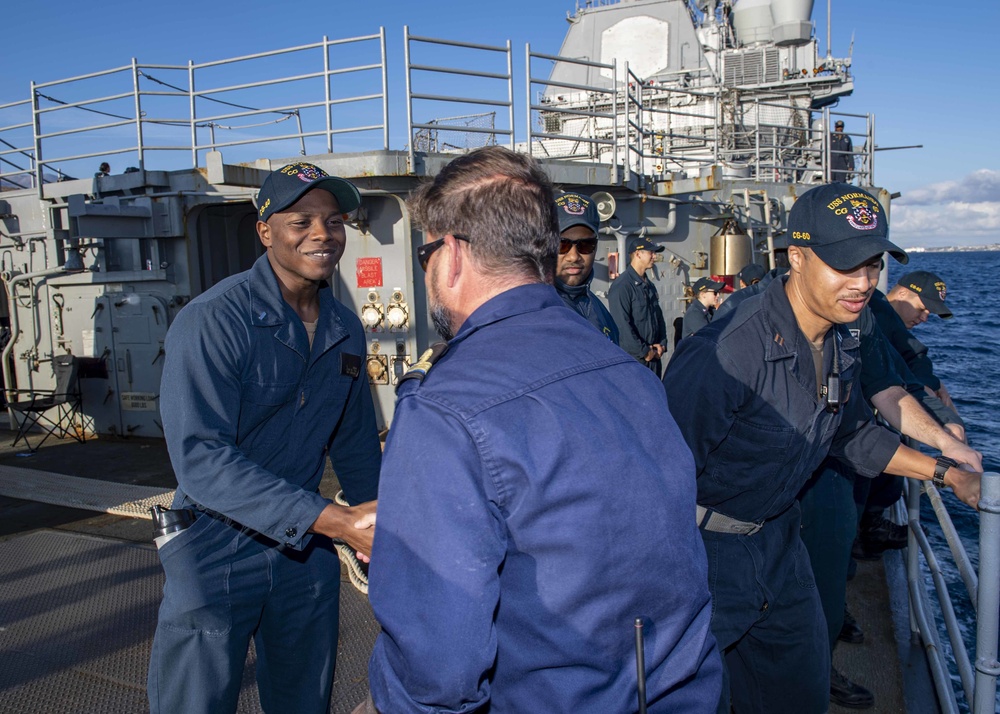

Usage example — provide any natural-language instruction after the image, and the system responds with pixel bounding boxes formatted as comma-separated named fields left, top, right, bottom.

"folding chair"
left=9, top=355, right=86, bottom=453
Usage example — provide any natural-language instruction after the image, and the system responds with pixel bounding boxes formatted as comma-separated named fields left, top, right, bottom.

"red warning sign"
left=356, top=257, right=383, bottom=288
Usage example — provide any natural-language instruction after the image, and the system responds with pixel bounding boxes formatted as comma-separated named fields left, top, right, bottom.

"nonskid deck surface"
left=0, top=433, right=924, bottom=713
left=0, top=530, right=379, bottom=714
left=0, top=465, right=173, bottom=518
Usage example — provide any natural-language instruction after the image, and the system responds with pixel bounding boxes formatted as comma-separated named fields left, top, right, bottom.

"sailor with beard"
left=663, top=183, right=982, bottom=714
left=552, top=191, right=618, bottom=343
left=361, top=146, right=722, bottom=713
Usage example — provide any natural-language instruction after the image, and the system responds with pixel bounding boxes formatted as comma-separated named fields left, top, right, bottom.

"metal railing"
left=526, top=45, right=618, bottom=183
left=896, top=472, right=1000, bottom=713
left=0, top=28, right=878, bottom=191
left=190, top=31, right=389, bottom=167
left=5, top=31, right=389, bottom=195
left=404, top=27, right=514, bottom=173
left=0, top=98, right=37, bottom=189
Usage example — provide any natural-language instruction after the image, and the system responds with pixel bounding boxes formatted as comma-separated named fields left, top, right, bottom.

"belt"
left=696, top=504, right=764, bottom=536
left=195, top=505, right=271, bottom=545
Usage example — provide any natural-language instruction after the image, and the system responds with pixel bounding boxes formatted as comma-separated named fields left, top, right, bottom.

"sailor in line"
left=663, top=183, right=982, bottom=714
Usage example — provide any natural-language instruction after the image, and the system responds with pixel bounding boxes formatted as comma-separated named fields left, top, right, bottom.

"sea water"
left=888, top=249, right=999, bottom=712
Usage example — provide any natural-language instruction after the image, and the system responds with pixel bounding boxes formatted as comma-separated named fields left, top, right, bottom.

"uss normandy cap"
left=692, top=276, right=726, bottom=294
left=627, top=236, right=665, bottom=254
left=897, top=270, right=954, bottom=318
left=737, top=263, right=767, bottom=286
left=787, top=182, right=908, bottom=271
left=555, top=191, right=600, bottom=235
left=256, top=162, right=361, bottom=223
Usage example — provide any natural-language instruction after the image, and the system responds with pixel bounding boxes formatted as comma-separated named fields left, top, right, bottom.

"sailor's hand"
left=653, top=344, right=665, bottom=358
left=352, top=506, right=377, bottom=563
left=944, top=422, right=966, bottom=444
left=644, top=347, right=657, bottom=362
left=310, top=500, right=378, bottom=558
left=940, top=439, right=982, bottom=473
left=937, top=384, right=957, bottom=411
left=946, top=466, right=980, bottom=510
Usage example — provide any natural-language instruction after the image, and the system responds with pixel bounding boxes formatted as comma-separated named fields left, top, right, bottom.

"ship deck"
left=0, top=431, right=930, bottom=713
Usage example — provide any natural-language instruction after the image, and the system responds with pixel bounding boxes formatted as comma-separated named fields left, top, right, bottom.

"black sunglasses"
left=417, top=234, right=470, bottom=272
left=559, top=236, right=598, bottom=255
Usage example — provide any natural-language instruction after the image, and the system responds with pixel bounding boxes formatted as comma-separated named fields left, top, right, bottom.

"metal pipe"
left=132, top=58, right=145, bottom=171
left=404, top=25, right=414, bottom=173
left=506, top=40, right=514, bottom=151
left=1, top=265, right=69, bottom=406
left=908, top=577, right=961, bottom=714
left=926, top=482, right=979, bottom=604
left=906, top=475, right=922, bottom=635
left=910, top=513, right=976, bottom=704
left=188, top=60, right=197, bottom=168
left=324, top=36, right=333, bottom=154
left=974, top=472, right=1000, bottom=714
left=380, top=27, right=389, bottom=151
left=525, top=43, right=533, bottom=157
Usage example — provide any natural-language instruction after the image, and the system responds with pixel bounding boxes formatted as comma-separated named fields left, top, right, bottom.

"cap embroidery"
left=556, top=193, right=588, bottom=215
left=935, top=281, right=947, bottom=300
left=846, top=201, right=877, bottom=231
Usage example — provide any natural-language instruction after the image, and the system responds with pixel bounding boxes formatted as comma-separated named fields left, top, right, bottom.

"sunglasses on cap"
left=417, top=234, right=471, bottom=272
left=559, top=236, right=598, bottom=255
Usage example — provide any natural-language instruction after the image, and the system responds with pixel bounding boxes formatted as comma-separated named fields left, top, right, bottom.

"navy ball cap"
left=787, top=183, right=907, bottom=270
left=256, top=162, right=361, bottom=223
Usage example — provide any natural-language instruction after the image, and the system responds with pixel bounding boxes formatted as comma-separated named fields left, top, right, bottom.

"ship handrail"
left=896, top=471, right=1000, bottom=713
left=0, top=29, right=876, bottom=193
left=406, top=26, right=515, bottom=172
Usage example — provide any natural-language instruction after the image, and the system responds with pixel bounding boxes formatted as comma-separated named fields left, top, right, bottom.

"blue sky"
left=2, top=0, right=997, bottom=247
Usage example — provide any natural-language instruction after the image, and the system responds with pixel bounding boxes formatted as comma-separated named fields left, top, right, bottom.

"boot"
left=830, top=667, right=874, bottom=709
left=838, top=608, right=864, bottom=644
left=854, top=512, right=908, bottom=559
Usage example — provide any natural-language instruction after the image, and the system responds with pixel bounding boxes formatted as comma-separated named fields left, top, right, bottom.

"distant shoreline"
left=902, top=244, right=1000, bottom=253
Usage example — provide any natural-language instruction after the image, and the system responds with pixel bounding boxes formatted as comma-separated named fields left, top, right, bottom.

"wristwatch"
left=932, top=456, right=959, bottom=489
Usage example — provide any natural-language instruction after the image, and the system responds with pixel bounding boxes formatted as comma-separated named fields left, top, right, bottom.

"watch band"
left=932, top=456, right=959, bottom=489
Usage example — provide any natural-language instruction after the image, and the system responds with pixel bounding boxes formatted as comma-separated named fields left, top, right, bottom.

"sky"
left=2, top=0, right=998, bottom=248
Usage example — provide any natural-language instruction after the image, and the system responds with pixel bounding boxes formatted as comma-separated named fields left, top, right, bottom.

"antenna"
left=635, top=618, right=648, bottom=714
left=848, top=31, right=855, bottom=61
left=826, top=0, right=832, bottom=59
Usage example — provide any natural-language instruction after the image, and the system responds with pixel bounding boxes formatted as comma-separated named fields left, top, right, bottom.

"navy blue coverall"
left=682, top=299, right=713, bottom=339
left=554, top=269, right=620, bottom=344
left=608, top=264, right=667, bottom=375
left=664, top=275, right=899, bottom=714
left=368, top=284, right=721, bottom=713
left=148, top=254, right=381, bottom=714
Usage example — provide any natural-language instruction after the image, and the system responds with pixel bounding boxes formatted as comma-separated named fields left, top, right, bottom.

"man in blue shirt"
left=552, top=190, right=619, bottom=343
left=148, top=163, right=381, bottom=714
left=663, top=183, right=981, bottom=714
left=364, top=146, right=721, bottom=713
left=608, top=236, right=668, bottom=376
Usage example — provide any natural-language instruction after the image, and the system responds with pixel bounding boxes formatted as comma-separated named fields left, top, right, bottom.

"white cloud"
left=889, top=169, right=1000, bottom=244
left=897, top=169, right=1000, bottom=206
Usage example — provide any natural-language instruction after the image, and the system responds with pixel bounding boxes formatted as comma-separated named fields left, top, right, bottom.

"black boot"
left=855, top=513, right=908, bottom=559
left=838, top=608, right=864, bottom=644
left=830, top=667, right=874, bottom=709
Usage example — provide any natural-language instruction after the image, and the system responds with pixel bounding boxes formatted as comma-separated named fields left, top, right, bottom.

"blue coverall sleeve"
left=608, top=282, right=647, bottom=360
left=327, top=355, right=381, bottom=505
left=160, top=303, right=329, bottom=547
left=663, top=335, right=744, bottom=472
left=828, top=371, right=900, bottom=479
left=368, top=394, right=506, bottom=713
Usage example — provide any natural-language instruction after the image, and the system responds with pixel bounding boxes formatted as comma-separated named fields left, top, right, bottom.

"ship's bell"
left=709, top=219, right=753, bottom=276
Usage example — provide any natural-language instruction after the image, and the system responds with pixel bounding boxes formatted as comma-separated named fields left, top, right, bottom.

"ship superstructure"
left=0, top=0, right=878, bottom=434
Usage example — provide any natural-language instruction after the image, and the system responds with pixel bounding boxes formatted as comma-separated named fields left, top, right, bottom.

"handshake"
left=310, top=499, right=378, bottom=562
